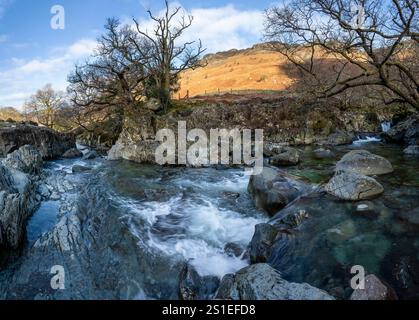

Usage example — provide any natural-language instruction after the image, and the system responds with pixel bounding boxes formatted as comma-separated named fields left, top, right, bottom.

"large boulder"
left=249, top=223, right=280, bottom=263
left=215, top=264, right=334, bottom=300
left=336, top=150, right=393, bottom=176
left=269, top=147, right=301, bottom=167
left=325, top=170, right=384, bottom=201
left=248, top=167, right=312, bottom=217
left=0, top=164, right=38, bottom=249
left=350, top=274, right=398, bottom=300
left=2, top=145, right=43, bottom=174
left=383, top=114, right=419, bottom=146
left=0, top=124, right=75, bottom=159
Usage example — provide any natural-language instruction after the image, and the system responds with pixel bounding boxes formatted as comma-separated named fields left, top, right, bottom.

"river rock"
left=2, top=145, right=43, bottom=174
left=249, top=223, right=280, bottom=263
left=248, top=167, right=311, bottom=216
left=83, top=150, right=98, bottom=160
left=0, top=124, right=75, bottom=159
left=325, top=170, right=384, bottom=201
left=383, top=114, right=419, bottom=146
left=313, top=148, right=335, bottom=159
left=269, top=147, right=301, bottom=166
left=0, top=164, right=38, bottom=249
left=72, top=165, right=92, bottom=174
left=215, top=264, right=334, bottom=300
left=323, top=131, right=355, bottom=146
left=178, top=263, right=220, bottom=300
left=403, top=145, right=419, bottom=156
left=336, top=150, right=393, bottom=176
left=62, top=148, right=83, bottom=158
left=350, top=274, right=398, bottom=300
left=108, top=140, right=159, bottom=163
left=224, top=243, right=245, bottom=258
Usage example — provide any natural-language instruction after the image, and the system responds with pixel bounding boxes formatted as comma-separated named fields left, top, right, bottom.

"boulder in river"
left=3, top=145, right=43, bottom=174
left=336, top=150, right=393, bottom=176
left=83, top=150, right=99, bottom=160
left=350, top=274, right=398, bottom=300
left=269, top=147, right=301, bottom=167
left=215, top=264, right=335, bottom=300
left=178, top=263, right=220, bottom=300
left=62, top=148, right=83, bottom=159
left=313, top=148, right=335, bottom=160
left=249, top=223, right=280, bottom=263
left=0, top=124, right=75, bottom=159
left=325, top=170, right=384, bottom=201
left=248, top=167, right=312, bottom=217
left=321, top=131, right=355, bottom=146
left=383, top=114, right=419, bottom=146
left=403, top=145, right=419, bottom=156
left=0, top=163, right=38, bottom=249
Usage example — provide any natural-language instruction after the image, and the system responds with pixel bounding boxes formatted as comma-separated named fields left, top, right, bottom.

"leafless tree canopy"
left=264, top=0, right=419, bottom=110
left=24, top=84, right=65, bottom=129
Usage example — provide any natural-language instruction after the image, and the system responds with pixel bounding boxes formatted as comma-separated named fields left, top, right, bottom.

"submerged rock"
left=336, top=150, right=393, bottom=176
left=313, top=148, right=335, bottom=160
left=3, top=145, right=43, bottom=174
left=72, top=165, right=92, bottom=174
left=62, top=148, right=83, bottom=159
left=350, top=274, right=398, bottom=300
left=325, top=170, right=384, bottom=201
left=215, top=264, right=334, bottom=300
left=248, top=167, right=311, bottom=217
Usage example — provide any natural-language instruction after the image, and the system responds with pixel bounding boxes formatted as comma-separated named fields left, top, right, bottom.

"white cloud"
left=131, top=4, right=264, bottom=53
left=0, top=39, right=97, bottom=108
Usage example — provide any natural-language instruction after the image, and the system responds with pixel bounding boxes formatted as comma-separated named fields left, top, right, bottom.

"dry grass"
left=177, top=49, right=294, bottom=98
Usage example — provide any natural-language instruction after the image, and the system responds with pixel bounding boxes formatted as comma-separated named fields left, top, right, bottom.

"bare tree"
left=132, top=0, right=206, bottom=111
left=264, top=0, right=419, bottom=110
left=25, top=84, right=64, bottom=128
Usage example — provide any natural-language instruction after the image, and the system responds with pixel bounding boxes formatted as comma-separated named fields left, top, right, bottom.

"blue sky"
left=0, top=0, right=277, bottom=108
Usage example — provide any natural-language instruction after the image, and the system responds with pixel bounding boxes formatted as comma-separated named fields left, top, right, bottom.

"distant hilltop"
left=177, top=42, right=293, bottom=98
left=0, top=107, right=23, bottom=122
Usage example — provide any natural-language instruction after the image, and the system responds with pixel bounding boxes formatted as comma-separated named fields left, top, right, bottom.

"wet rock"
left=249, top=223, right=280, bottom=263
left=350, top=274, right=398, bottom=300
left=323, top=131, right=355, bottom=146
left=108, top=140, right=159, bottom=163
left=72, top=165, right=91, bottom=174
left=325, top=170, right=384, bottom=201
left=222, top=192, right=240, bottom=200
left=398, top=207, right=419, bottom=227
left=313, top=148, right=335, bottom=160
left=37, top=184, right=51, bottom=199
left=178, top=263, right=220, bottom=300
left=248, top=167, right=311, bottom=217
left=215, top=264, right=335, bottom=300
left=224, top=243, right=245, bottom=258
left=0, top=124, right=75, bottom=159
left=354, top=202, right=380, bottom=219
left=3, top=145, right=43, bottom=174
left=0, top=164, right=38, bottom=249
left=383, top=114, right=419, bottom=146
left=62, top=148, right=83, bottom=159
left=269, top=147, right=301, bottom=166
left=83, top=150, right=98, bottom=160
left=403, top=145, right=419, bottom=156
left=336, top=150, right=393, bottom=176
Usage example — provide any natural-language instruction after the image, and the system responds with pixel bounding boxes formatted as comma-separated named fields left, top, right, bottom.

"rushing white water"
left=352, top=136, right=382, bottom=145
left=115, top=169, right=266, bottom=278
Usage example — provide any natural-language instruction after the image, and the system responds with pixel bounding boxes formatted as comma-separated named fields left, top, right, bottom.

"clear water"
left=26, top=201, right=60, bottom=245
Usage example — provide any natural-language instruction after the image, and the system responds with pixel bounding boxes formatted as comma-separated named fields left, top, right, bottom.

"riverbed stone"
left=403, top=145, right=419, bottom=156
left=3, top=145, right=43, bottom=174
left=249, top=223, right=280, bottom=263
left=350, top=274, right=398, bottom=300
left=62, top=148, right=83, bottom=159
left=325, top=170, right=384, bottom=201
left=336, top=150, right=393, bottom=176
left=248, top=167, right=311, bottom=217
left=269, top=147, right=301, bottom=166
left=215, top=264, right=335, bottom=300
left=313, top=148, right=335, bottom=159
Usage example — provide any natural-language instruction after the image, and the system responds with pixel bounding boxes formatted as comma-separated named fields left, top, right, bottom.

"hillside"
left=177, top=44, right=294, bottom=98
left=0, top=107, right=23, bottom=121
